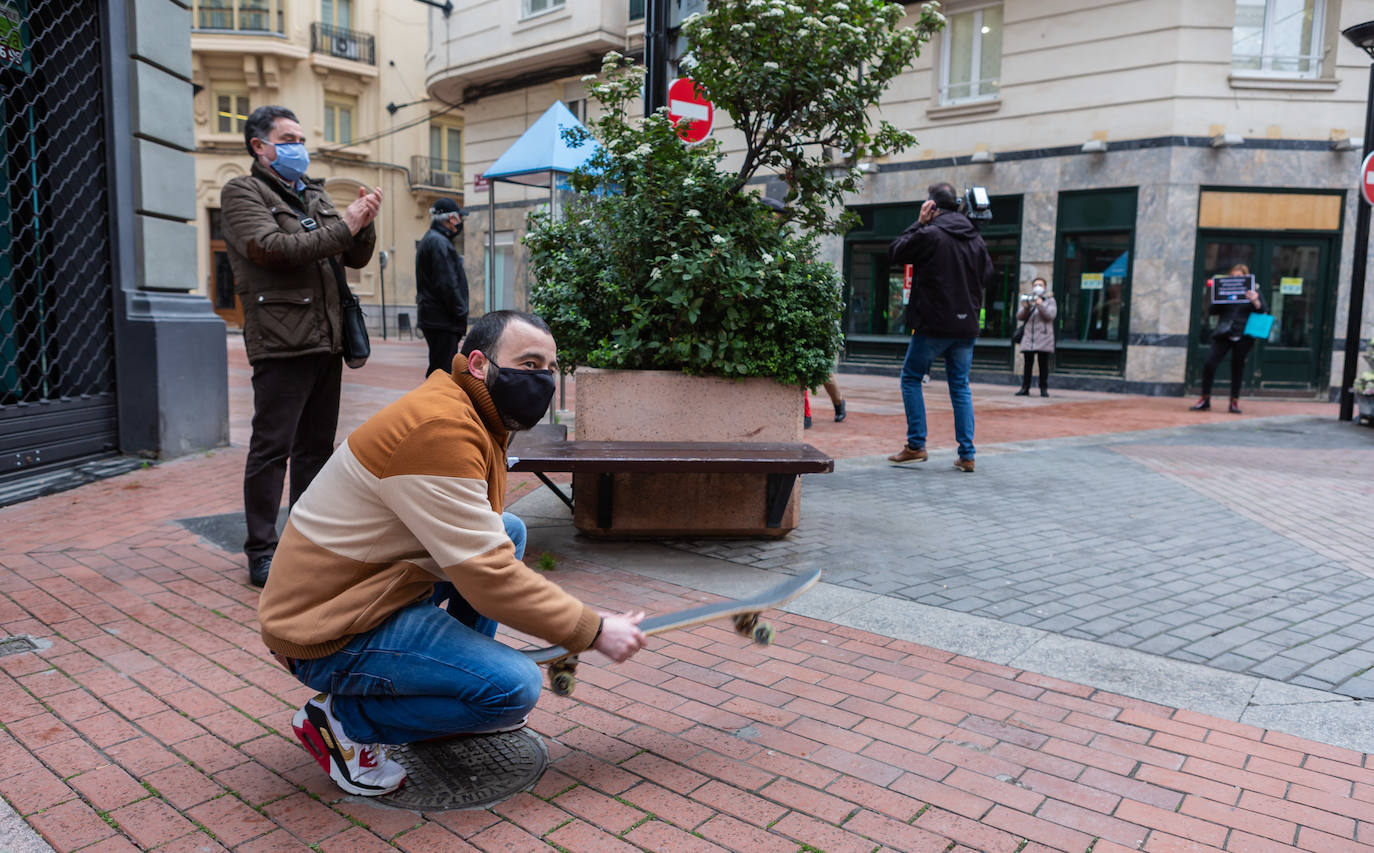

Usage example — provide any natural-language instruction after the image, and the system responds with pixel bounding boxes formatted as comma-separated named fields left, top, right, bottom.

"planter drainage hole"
left=0, top=637, right=39, bottom=658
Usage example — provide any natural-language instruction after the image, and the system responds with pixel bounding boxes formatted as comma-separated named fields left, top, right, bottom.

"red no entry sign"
left=1362, top=151, right=1374, bottom=207
left=667, top=77, right=713, bottom=145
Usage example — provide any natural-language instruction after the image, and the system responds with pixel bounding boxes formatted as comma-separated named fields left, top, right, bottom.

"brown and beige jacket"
left=258, top=354, right=601, bottom=660
left=220, top=161, right=376, bottom=363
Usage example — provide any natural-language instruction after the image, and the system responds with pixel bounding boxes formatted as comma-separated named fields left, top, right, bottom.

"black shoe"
left=1229, top=398, right=1243, bottom=414
left=1189, top=397, right=1211, bottom=412
left=833, top=400, right=846, bottom=423
left=249, top=555, right=273, bottom=588
left=1014, top=388, right=1030, bottom=396
left=803, top=414, right=812, bottom=429
left=1040, top=389, right=1049, bottom=397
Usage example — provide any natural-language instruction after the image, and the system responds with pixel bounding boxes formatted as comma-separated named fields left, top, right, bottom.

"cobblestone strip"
left=665, top=420, right=1374, bottom=698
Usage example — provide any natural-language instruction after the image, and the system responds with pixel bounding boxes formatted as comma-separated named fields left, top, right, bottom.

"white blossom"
left=650, top=267, right=663, bottom=280
left=712, top=234, right=727, bottom=245
left=686, top=209, right=701, bottom=218
left=580, top=74, right=598, bottom=83
left=763, top=61, right=780, bottom=70
left=761, top=252, right=774, bottom=264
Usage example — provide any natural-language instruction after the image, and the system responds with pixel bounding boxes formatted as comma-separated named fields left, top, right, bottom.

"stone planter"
left=572, top=368, right=804, bottom=538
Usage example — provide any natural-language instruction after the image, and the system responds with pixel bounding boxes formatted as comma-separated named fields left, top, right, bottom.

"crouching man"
left=257, top=310, right=646, bottom=796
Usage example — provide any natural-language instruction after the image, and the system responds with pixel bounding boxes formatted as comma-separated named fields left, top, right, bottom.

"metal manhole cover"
left=376, top=729, right=548, bottom=811
left=0, top=637, right=39, bottom=658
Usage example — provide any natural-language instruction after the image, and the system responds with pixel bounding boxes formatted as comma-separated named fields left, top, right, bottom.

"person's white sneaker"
left=291, top=694, right=406, bottom=796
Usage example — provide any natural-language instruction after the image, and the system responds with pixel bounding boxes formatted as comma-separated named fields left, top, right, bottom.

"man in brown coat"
left=221, top=105, right=382, bottom=586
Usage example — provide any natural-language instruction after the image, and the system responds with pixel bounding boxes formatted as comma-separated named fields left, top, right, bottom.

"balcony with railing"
left=411, top=156, right=464, bottom=195
left=310, top=22, right=375, bottom=65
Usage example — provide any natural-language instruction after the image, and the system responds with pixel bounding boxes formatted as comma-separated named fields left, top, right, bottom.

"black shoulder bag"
left=328, top=256, right=370, bottom=369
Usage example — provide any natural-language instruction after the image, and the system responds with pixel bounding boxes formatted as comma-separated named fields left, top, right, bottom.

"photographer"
left=886, top=182, right=994, bottom=473
left=1014, top=277, right=1056, bottom=397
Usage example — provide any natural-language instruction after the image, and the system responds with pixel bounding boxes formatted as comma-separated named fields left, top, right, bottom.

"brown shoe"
left=954, top=458, right=975, bottom=473
left=887, top=445, right=928, bottom=464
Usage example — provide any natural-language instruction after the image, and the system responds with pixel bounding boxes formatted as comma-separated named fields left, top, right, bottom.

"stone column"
left=107, top=0, right=229, bottom=458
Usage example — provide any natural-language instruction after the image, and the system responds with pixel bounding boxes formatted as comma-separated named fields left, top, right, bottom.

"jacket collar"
left=250, top=160, right=319, bottom=206
left=448, top=353, right=509, bottom=446
left=429, top=222, right=458, bottom=239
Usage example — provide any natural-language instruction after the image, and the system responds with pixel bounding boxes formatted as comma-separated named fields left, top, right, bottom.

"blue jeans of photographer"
left=289, top=512, right=536, bottom=744
left=900, top=334, right=976, bottom=461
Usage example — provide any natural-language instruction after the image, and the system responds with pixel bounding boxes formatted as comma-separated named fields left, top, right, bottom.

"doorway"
left=207, top=209, right=242, bottom=328
left=1188, top=233, right=1336, bottom=394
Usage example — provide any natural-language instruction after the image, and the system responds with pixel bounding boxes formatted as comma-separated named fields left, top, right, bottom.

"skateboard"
left=521, top=568, right=822, bottom=696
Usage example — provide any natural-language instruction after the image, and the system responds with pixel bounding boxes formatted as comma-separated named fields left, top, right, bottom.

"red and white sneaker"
left=292, top=694, right=406, bottom=796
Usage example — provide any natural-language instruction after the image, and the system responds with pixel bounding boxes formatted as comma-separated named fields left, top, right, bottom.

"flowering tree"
left=683, top=0, right=944, bottom=233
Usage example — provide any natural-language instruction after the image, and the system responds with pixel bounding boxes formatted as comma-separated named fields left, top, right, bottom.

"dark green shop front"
left=841, top=189, right=1138, bottom=379
left=841, top=196, right=1022, bottom=371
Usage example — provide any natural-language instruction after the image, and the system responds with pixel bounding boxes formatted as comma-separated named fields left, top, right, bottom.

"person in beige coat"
left=1015, top=277, right=1056, bottom=397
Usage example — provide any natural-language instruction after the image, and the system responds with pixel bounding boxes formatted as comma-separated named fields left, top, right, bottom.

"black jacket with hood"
left=889, top=210, right=994, bottom=339
left=415, top=222, right=469, bottom=334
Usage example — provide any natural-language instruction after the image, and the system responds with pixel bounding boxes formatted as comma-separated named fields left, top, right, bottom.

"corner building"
left=190, top=0, right=463, bottom=336
left=428, top=0, right=1374, bottom=398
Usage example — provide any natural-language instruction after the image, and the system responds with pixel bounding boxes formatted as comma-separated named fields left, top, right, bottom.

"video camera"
left=958, top=186, right=992, bottom=221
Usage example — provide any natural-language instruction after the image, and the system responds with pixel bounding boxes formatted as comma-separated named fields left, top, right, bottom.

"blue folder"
left=1243, top=312, right=1274, bottom=340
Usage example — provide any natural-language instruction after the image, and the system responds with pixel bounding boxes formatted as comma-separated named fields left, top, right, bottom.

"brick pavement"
left=0, top=337, right=1365, bottom=851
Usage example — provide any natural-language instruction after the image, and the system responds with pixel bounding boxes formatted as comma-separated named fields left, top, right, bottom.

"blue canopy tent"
left=481, top=101, right=600, bottom=312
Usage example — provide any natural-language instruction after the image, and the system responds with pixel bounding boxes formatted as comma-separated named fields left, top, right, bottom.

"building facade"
left=428, top=0, right=1374, bottom=397
left=0, top=0, right=228, bottom=504
left=190, top=0, right=463, bottom=336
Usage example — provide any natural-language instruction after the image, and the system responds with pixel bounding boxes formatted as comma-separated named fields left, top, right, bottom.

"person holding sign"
left=1191, top=264, right=1268, bottom=414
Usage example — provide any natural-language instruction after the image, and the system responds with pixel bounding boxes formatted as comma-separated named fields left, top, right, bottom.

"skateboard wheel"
left=550, top=671, right=576, bottom=696
left=733, top=613, right=759, bottom=637
left=752, top=623, right=775, bottom=646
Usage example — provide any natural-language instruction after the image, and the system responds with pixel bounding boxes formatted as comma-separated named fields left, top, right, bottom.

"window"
left=1232, top=0, right=1324, bottom=76
left=324, top=96, right=356, bottom=145
left=214, top=91, right=250, bottom=134
left=429, top=120, right=462, bottom=181
left=523, top=0, right=565, bottom=18
left=193, top=0, right=285, bottom=33
left=321, top=0, right=352, bottom=29
left=940, top=3, right=1002, bottom=104
left=566, top=98, right=587, bottom=124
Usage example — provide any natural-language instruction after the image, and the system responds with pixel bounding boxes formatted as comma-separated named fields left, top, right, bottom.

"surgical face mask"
left=486, top=362, right=556, bottom=430
left=1032, top=285, right=1045, bottom=296
left=261, top=140, right=310, bottom=183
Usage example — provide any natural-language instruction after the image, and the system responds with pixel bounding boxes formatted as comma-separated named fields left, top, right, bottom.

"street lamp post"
left=1339, top=22, right=1374, bottom=421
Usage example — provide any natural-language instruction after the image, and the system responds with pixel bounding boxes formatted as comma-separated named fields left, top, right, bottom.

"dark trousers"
left=1021, top=351, right=1051, bottom=391
left=1200, top=336, right=1254, bottom=399
left=243, top=353, right=342, bottom=561
left=423, top=327, right=464, bottom=377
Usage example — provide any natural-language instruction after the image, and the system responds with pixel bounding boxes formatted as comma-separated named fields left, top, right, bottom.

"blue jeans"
left=900, top=334, right=975, bottom=460
left=291, top=511, right=539, bottom=745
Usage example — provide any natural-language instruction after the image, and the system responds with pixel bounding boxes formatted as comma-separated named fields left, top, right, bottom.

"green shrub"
left=527, top=57, right=843, bottom=389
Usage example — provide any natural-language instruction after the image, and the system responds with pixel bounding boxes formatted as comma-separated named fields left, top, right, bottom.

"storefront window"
left=1054, top=189, right=1137, bottom=375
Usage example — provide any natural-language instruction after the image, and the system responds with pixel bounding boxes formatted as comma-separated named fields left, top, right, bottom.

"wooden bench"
left=507, top=424, right=833, bottom=530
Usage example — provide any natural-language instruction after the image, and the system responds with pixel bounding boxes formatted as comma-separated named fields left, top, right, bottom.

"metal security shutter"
left=0, top=0, right=118, bottom=479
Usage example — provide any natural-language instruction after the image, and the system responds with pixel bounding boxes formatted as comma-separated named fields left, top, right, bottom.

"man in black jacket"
left=415, top=198, right=469, bottom=376
left=886, top=182, right=994, bottom=473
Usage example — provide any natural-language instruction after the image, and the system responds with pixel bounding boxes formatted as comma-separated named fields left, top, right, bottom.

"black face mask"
left=487, top=362, right=556, bottom=430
